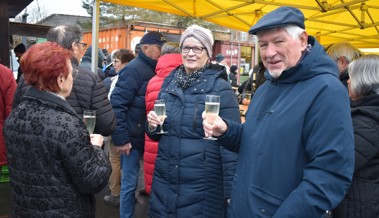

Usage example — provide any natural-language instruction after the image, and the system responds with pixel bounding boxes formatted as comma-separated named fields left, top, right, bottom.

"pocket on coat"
left=247, top=185, right=283, bottom=217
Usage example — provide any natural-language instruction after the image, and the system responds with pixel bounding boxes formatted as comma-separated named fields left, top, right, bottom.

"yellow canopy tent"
left=101, top=0, right=379, bottom=49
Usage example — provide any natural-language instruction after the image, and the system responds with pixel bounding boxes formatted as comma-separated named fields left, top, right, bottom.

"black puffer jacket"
left=334, top=94, right=379, bottom=218
left=4, top=87, right=111, bottom=218
left=13, top=58, right=116, bottom=136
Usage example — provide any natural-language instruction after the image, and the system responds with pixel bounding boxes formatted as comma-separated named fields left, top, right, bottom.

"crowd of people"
left=1, top=5, right=379, bottom=218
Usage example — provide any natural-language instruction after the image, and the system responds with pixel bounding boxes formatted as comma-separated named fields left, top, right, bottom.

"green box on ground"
left=0, top=165, right=10, bottom=183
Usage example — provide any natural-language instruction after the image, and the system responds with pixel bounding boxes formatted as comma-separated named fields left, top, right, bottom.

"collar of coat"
left=162, top=63, right=228, bottom=95
left=138, top=50, right=158, bottom=71
left=23, top=87, right=78, bottom=117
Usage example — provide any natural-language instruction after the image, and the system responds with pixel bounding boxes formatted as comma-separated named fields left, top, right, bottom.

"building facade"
left=83, top=21, right=257, bottom=83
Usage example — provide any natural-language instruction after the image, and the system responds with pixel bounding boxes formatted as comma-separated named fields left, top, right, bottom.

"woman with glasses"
left=146, top=25, right=240, bottom=218
left=107, top=49, right=136, bottom=100
left=3, top=42, right=111, bottom=217
left=143, top=42, right=182, bottom=196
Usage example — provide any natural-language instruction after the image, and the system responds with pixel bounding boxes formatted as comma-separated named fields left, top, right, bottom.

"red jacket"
left=0, top=64, right=16, bottom=166
left=144, top=53, right=182, bottom=194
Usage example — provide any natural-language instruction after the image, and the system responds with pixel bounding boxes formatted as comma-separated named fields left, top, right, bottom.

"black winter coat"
left=4, top=87, right=111, bottom=217
left=13, top=58, right=116, bottom=136
left=334, top=94, right=379, bottom=218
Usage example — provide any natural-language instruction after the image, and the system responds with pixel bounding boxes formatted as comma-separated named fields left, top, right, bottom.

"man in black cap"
left=110, top=31, right=166, bottom=218
left=203, top=6, right=354, bottom=217
left=13, top=43, right=26, bottom=83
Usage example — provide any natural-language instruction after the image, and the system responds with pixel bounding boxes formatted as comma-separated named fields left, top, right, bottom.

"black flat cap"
left=249, top=6, right=305, bottom=35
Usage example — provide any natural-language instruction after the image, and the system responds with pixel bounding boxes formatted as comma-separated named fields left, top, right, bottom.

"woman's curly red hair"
left=20, top=41, right=72, bottom=93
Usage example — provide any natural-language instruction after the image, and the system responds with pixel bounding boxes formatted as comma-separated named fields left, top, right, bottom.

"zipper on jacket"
left=193, top=101, right=199, bottom=131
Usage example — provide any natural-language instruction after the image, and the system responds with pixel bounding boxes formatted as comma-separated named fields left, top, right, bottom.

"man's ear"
left=71, top=42, right=78, bottom=54
left=340, top=56, right=349, bottom=68
left=299, top=31, right=308, bottom=51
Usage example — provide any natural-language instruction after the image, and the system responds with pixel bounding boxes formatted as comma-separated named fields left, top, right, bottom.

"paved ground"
left=0, top=160, right=149, bottom=218
left=95, top=160, right=149, bottom=218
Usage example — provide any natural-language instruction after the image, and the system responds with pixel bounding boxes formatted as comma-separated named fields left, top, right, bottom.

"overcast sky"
left=19, top=0, right=89, bottom=19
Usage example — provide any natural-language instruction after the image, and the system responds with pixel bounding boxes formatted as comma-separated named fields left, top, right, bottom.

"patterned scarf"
left=175, top=64, right=209, bottom=88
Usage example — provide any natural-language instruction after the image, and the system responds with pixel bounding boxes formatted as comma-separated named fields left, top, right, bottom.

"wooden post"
left=0, top=0, right=10, bottom=67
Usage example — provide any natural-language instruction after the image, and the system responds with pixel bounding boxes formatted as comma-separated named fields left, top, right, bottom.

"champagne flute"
left=83, top=110, right=96, bottom=134
left=204, top=95, right=220, bottom=140
left=154, top=99, right=168, bottom=134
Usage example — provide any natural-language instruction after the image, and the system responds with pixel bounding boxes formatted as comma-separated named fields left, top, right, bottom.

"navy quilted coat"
left=147, top=64, right=241, bottom=218
left=144, top=53, right=183, bottom=194
left=111, top=52, right=157, bottom=149
left=4, top=87, right=111, bottom=218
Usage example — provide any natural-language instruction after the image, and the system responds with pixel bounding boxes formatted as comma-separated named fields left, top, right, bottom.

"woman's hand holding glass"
left=153, top=99, right=168, bottom=134
left=147, top=110, right=160, bottom=130
left=203, top=95, right=220, bottom=140
left=147, top=108, right=167, bottom=134
left=90, top=134, right=104, bottom=147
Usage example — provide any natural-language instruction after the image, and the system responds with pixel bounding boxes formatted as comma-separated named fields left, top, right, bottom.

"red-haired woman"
left=3, top=41, right=111, bottom=217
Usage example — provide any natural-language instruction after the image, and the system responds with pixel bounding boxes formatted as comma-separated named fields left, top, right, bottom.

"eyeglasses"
left=180, top=46, right=205, bottom=54
left=155, top=44, right=162, bottom=50
left=72, top=69, right=79, bottom=79
left=76, top=42, right=88, bottom=49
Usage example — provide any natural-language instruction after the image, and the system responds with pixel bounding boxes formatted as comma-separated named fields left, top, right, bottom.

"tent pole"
left=254, top=35, right=259, bottom=66
left=91, top=0, right=100, bottom=73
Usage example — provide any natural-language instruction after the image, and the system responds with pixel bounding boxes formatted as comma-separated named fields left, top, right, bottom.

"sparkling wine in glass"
left=154, top=99, right=168, bottom=134
left=204, top=95, right=220, bottom=140
left=83, top=110, right=96, bottom=134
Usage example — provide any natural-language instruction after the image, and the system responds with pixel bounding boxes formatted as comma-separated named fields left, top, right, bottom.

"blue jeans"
left=120, top=148, right=141, bottom=218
